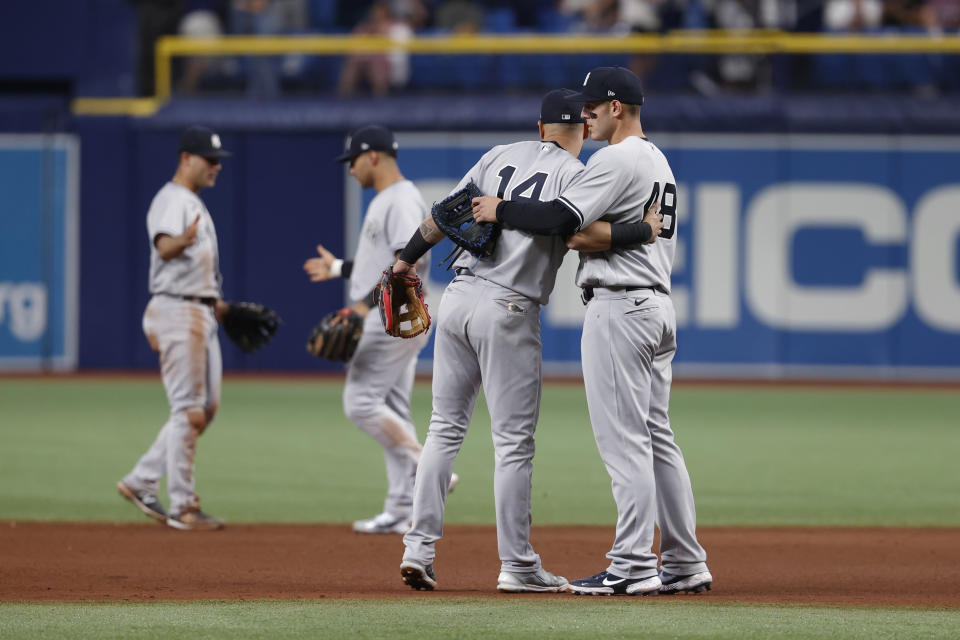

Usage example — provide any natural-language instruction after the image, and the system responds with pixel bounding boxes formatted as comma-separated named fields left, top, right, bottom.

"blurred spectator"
left=337, top=2, right=414, bottom=97
left=434, top=0, right=485, bottom=32
left=231, top=0, right=307, bottom=97
left=882, top=0, right=929, bottom=26
left=561, top=0, right=624, bottom=32
left=394, top=0, right=432, bottom=31
left=927, top=0, right=960, bottom=30
left=129, top=0, right=186, bottom=97
left=691, top=0, right=799, bottom=92
left=177, top=9, right=227, bottom=95
left=621, top=0, right=666, bottom=86
left=823, top=0, right=883, bottom=30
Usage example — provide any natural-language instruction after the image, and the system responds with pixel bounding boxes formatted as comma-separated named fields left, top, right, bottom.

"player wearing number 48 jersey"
left=473, top=67, right=712, bottom=596
left=392, top=90, right=590, bottom=593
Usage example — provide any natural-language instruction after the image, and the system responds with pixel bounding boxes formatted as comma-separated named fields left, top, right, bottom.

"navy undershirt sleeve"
left=496, top=200, right=580, bottom=236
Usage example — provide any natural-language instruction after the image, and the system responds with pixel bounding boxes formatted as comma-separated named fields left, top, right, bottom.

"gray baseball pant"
left=344, top=311, right=428, bottom=518
left=403, top=274, right=544, bottom=573
left=125, top=296, right=221, bottom=514
left=581, top=287, right=708, bottom=579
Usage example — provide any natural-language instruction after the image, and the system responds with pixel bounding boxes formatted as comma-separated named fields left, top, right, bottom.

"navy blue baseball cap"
left=336, top=125, right=399, bottom=163
left=540, top=89, right=586, bottom=124
left=569, top=67, right=645, bottom=106
left=178, top=126, right=231, bottom=157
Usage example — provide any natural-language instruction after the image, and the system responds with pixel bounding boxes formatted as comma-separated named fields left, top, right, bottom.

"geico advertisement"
left=0, top=135, right=78, bottom=370
left=370, top=133, right=960, bottom=376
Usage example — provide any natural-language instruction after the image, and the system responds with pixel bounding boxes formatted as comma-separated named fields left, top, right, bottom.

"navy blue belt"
left=581, top=285, right=653, bottom=303
left=161, top=293, right=217, bottom=307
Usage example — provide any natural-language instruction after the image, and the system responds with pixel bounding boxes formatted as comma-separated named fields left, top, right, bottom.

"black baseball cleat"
left=117, top=481, right=167, bottom=523
left=659, top=570, right=713, bottom=594
left=569, top=570, right=661, bottom=596
left=400, top=560, right=437, bottom=591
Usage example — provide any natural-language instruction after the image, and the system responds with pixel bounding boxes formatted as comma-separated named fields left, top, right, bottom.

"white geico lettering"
left=911, top=185, right=960, bottom=331
left=0, top=282, right=48, bottom=341
left=745, top=184, right=908, bottom=331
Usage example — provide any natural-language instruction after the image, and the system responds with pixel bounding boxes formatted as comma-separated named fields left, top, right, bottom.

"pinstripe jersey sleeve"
left=556, top=145, right=627, bottom=229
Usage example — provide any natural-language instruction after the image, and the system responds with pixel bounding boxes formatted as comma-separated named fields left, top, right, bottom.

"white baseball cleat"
left=497, top=567, right=570, bottom=593
left=659, top=570, right=713, bottom=594
left=352, top=512, right=411, bottom=534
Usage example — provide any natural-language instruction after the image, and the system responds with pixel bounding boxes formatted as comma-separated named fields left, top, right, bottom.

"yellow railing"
left=153, top=31, right=960, bottom=100
left=71, top=31, right=960, bottom=115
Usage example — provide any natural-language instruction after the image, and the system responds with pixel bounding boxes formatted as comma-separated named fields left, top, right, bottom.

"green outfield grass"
left=1, top=599, right=959, bottom=640
left=0, top=378, right=958, bottom=526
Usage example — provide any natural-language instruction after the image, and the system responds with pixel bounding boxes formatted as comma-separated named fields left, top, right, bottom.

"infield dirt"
left=2, top=523, right=958, bottom=607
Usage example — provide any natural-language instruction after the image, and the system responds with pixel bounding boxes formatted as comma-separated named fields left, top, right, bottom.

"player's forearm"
left=155, top=234, right=191, bottom=260
left=497, top=200, right=580, bottom=236
left=568, top=221, right=653, bottom=252
left=214, top=299, right=229, bottom=323
left=397, top=216, right=443, bottom=265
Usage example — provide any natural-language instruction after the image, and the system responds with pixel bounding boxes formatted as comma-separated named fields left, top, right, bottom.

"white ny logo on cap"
left=211, top=134, right=222, bottom=149
left=583, top=72, right=591, bottom=86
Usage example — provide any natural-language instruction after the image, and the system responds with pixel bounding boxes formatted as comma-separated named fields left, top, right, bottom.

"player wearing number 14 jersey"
left=394, top=89, right=589, bottom=593
left=472, top=67, right=711, bottom=596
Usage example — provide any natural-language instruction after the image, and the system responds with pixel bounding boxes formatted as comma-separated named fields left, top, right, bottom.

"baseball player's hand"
left=214, top=299, right=230, bottom=323
left=642, top=201, right=663, bottom=244
left=303, top=244, right=337, bottom=282
left=566, top=221, right=612, bottom=252
left=183, top=214, right=201, bottom=246
left=392, top=259, right=416, bottom=276
left=471, top=196, right=501, bottom=223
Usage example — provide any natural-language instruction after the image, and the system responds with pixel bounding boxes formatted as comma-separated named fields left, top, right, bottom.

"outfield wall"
left=2, top=125, right=959, bottom=378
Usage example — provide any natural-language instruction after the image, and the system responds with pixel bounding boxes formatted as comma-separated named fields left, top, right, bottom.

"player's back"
left=453, top=140, right=584, bottom=305
left=570, top=137, right=677, bottom=293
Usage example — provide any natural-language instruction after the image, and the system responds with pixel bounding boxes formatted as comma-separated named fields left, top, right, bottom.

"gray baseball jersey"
left=147, top=182, right=222, bottom=298
left=559, top=136, right=708, bottom=581
left=451, top=141, right=584, bottom=304
left=403, top=139, right=583, bottom=578
left=559, top=136, right=677, bottom=292
left=349, top=180, right=426, bottom=303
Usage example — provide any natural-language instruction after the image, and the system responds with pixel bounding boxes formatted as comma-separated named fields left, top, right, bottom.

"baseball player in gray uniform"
left=303, top=125, right=455, bottom=534
left=473, top=67, right=712, bottom=596
left=117, top=126, right=231, bottom=531
left=389, top=90, right=588, bottom=592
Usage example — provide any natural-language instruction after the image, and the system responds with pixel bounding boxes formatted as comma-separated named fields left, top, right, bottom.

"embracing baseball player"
left=117, top=126, right=232, bottom=531
left=473, top=67, right=712, bottom=596
left=389, top=90, right=589, bottom=593
left=303, top=125, right=456, bottom=534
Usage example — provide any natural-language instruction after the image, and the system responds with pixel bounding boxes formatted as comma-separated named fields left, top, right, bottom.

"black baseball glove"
left=306, top=308, right=364, bottom=362
left=222, top=302, right=281, bottom=353
left=432, top=181, right=500, bottom=267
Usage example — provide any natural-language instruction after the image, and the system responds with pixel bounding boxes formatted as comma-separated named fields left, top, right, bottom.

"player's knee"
left=343, top=391, right=379, bottom=423
left=186, top=409, right=208, bottom=435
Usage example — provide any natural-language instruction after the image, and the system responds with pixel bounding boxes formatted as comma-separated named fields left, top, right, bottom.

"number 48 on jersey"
left=644, top=182, right=677, bottom=240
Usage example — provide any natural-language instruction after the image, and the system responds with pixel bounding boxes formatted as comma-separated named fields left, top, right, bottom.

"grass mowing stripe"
left=1, top=379, right=958, bottom=525
left=1, top=600, right=958, bottom=639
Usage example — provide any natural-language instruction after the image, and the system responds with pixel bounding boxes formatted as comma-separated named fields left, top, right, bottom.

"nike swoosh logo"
left=602, top=577, right=626, bottom=586
left=634, top=297, right=648, bottom=306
